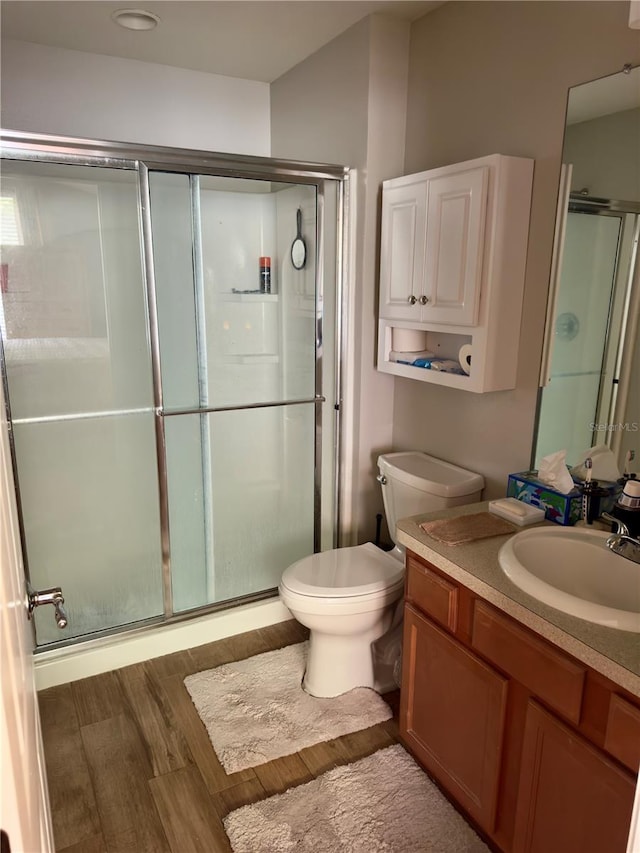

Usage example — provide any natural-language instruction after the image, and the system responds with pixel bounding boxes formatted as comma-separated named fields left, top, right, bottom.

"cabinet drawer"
left=407, top=557, right=458, bottom=632
left=604, top=694, right=640, bottom=773
left=471, top=601, right=585, bottom=723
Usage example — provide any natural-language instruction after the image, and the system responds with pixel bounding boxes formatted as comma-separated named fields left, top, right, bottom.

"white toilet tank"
left=378, top=451, right=484, bottom=546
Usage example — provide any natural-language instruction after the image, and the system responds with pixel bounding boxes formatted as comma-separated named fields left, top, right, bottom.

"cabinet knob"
left=419, top=295, right=430, bottom=305
left=407, top=294, right=417, bottom=305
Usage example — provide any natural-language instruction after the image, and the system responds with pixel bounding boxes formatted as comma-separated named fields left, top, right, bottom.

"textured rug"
left=224, top=744, right=490, bottom=852
left=184, top=641, right=393, bottom=774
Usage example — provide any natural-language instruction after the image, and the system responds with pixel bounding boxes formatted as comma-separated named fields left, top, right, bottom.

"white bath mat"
left=184, top=641, right=392, bottom=774
left=224, top=743, right=490, bottom=852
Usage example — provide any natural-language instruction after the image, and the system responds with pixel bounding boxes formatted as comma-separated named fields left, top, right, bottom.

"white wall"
left=7, top=6, right=636, bottom=530
left=1, top=40, right=270, bottom=155
left=271, top=15, right=410, bottom=544
left=564, top=108, right=640, bottom=203
left=394, top=0, right=640, bottom=499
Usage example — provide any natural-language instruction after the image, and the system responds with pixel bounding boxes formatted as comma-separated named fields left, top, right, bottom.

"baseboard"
left=34, top=596, right=292, bottom=689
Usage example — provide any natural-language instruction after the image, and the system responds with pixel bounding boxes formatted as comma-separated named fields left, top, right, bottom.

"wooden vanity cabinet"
left=513, top=701, right=635, bottom=853
left=402, top=604, right=508, bottom=833
left=400, top=550, right=639, bottom=853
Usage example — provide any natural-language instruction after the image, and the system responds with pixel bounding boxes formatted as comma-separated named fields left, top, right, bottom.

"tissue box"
left=507, top=471, right=582, bottom=526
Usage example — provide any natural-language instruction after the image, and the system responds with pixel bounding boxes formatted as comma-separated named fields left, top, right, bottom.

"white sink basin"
left=498, top=526, right=640, bottom=632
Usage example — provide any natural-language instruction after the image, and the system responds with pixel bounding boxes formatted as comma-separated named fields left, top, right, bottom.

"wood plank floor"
left=38, top=621, right=401, bottom=853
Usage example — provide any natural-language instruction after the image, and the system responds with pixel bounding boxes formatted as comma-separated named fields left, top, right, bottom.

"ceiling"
left=0, top=1, right=443, bottom=83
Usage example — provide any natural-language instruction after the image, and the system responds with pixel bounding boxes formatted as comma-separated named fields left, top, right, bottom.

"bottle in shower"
left=259, top=256, right=271, bottom=293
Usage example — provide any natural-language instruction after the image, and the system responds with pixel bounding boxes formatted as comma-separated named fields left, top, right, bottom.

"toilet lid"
left=280, top=542, right=404, bottom=598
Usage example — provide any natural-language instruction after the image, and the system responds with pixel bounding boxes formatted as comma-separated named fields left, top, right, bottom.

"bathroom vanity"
left=396, top=504, right=639, bottom=853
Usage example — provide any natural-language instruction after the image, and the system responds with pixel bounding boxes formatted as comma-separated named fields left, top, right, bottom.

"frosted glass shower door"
left=536, top=210, right=623, bottom=465
left=0, top=161, right=163, bottom=645
left=149, top=170, right=334, bottom=612
left=163, top=404, right=316, bottom=605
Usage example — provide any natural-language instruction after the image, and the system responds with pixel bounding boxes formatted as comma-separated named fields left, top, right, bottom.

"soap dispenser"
left=613, top=478, right=640, bottom=538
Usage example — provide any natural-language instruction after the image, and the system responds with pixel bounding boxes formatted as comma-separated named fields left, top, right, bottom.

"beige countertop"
left=396, top=501, right=640, bottom=698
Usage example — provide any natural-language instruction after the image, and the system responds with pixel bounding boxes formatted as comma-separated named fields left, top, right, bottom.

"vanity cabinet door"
left=379, top=179, right=428, bottom=321
left=513, top=700, right=635, bottom=853
left=400, top=603, right=508, bottom=834
left=422, top=166, right=488, bottom=326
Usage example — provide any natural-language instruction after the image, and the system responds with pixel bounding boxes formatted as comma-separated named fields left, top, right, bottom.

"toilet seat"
left=280, top=542, right=403, bottom=599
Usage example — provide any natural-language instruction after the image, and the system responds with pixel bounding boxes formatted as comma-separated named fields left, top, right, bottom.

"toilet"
left=279, top=451, right=484, bottom=697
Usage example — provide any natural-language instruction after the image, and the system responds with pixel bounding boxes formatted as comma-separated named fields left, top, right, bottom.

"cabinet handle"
left=419, top=295, right=430, bottom=305
left=407, top=294, right=417, bottom=305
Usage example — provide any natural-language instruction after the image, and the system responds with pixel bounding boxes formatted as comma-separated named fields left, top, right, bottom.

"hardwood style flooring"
left=38, top=620, right=401, bottom=853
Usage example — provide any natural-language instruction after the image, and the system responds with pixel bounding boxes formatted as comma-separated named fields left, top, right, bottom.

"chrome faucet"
left=601, top=513, right=640, bottom=565
left=575, top=458, right=640, bottom=563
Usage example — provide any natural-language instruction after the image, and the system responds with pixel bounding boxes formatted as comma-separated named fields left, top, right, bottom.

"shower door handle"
left=27, top=582, right=68, bottom=629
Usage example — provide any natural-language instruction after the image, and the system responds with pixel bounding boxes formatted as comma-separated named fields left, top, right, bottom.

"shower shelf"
left=220, top=292, right=278, bottom=302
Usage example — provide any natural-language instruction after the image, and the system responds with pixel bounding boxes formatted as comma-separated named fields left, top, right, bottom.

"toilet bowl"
left=279, top=451, right=484, bottom=698
left=279, top=543, right=404, bottom=697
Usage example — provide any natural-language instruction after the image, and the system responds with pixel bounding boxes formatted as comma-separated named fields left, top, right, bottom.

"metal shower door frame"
left=0, top=129, right=349, bottom=648
left=566, top=196, right=640, bottom=452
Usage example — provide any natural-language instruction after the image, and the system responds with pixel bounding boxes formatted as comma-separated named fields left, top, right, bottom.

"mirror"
left=291, top=207, right=307, bottom=270
left=535, top=65, right=640, bottom=476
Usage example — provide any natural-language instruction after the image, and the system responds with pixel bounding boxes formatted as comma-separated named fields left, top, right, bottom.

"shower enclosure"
left=535, top=195, right=639, bottom=467
left=0, top=132, right=347, bottom=650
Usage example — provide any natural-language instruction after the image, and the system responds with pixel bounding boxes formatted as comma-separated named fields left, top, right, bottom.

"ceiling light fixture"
left=111, top=8, right=160, bottom=31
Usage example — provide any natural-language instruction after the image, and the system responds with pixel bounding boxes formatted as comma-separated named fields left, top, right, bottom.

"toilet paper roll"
left=459, top=344, right=472, bottom=375
left=391, top=328, right=428, bottom=352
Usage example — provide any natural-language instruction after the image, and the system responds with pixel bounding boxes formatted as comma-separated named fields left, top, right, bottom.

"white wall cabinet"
left=379, top=178, right=428, bottom=322
left=380, top=164, right=488, bottom=326
left=377, top=154, right=534, bottom=393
